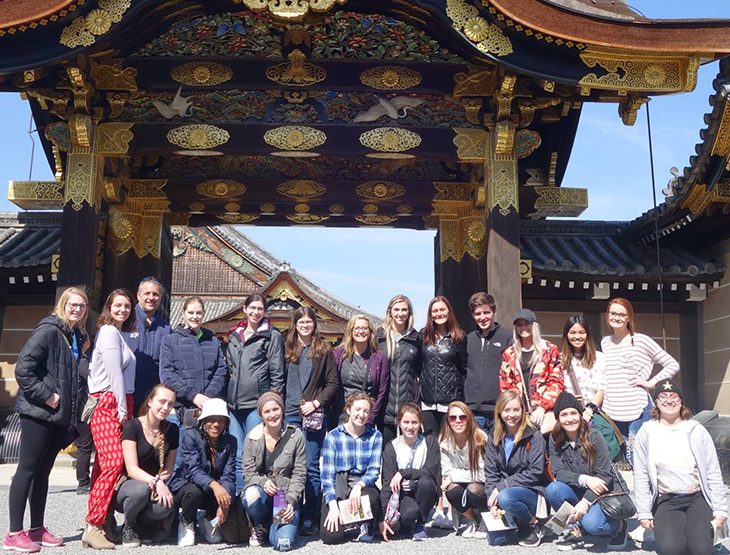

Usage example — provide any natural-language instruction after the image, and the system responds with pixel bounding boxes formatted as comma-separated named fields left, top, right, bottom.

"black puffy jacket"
left=14, top=315, right=88, bottom=426
left=377, top=327, right=421, bottom=425
left=419, top=332, right=467, bottom=406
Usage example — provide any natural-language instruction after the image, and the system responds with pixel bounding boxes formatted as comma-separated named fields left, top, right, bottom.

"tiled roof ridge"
left=209, top=226, right=281, bottom=274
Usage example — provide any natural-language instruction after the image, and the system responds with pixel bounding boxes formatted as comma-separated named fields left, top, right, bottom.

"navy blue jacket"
left=485, top=425, right=549, bottom=495
left=123, top=304, right=170, bottom=409
left=169, top=427, right=237, bottom=497
left=159, top=326, right=227, bottom=410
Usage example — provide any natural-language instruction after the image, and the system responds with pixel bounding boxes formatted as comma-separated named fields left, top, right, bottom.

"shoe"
left=275, top=538, right=292, bottom=551
left=77, top=484, right=90, bottom=495
left=472, top=521, right=487, bottom=540
left=3, top=531, right=41, bottom=553
left=249, top=532, right=260, bottom=547
left=518, top=523, right=544, bottom=547
left=461, top=520, right=477, bottom=538
left=81, top=523, right=115, bottom=549
left=412, top=524, right=428, bottom=541
left=196, top=514, right=222, bottom=544
left=28, top=526, right=64, bottom=547
left=555, top=530, right=585, bottom=551
left=299, top=519, right=317, bottom=536
left=121, top=523, right=140, bottom=548
left=608, top=521, right=629, bottom=550
left=432, top=511, right=453, bottom=529
left=102, top=513, right=120, bottom=545
left=357, top=523, right=373, bottom=543
left=176, top=521, right=195, bottom=547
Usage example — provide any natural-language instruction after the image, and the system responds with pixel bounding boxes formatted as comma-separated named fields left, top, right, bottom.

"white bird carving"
left=662, top=166, right=681, bottom=198
left=152, top=87, right=193, bottom=119
left=353, top=96, right=425, bottom=123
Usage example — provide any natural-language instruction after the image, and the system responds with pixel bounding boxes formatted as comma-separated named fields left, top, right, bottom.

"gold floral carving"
left=277, top=180, right=326, bottom=200
left=266, top=50, right=326, bottom=87
left=711, top=102, right=730, bottom=157
left=433, top=182, right=474, bottom=202
left=65, top=147, right=103, bottom=211
left=171, top=63, right=233, bottom=86
left=532, top=187, right=588, bottom=218
left=453, top=128, right=488, bottom=161
left=260, top=203, right=276, bottom=213
left=445, top=0, right=512, bottom=56
left=97, top=123, right=133, bottom=156
left=167, top=125, right=230, bottom=150
left=189, top=202, right=205, bottom=212
left=329, top=204, right=345, bottom=214
left=264, top=126, right=326, bottom=151
left=109, top=190, right=169, bottom=258
left=579, top=49, right=700, bottom=93
left=453, top=69, right=496, bottom=98
left=128, top=179, right=167, bottom=198
left=224, top=202, right=241, bottom=212
left=359, top=128, right=421, bottom=153
left=362, top=204, right=378, bottom=214
left=356, top=215, right=398, bottom=226
left=60, top=0, right=131, bottom=48
left=196, top=180, right=246, bottom=198
left=286, top=214, right=330, bottom=224
left=294, top=203, right=310, bottom=213
left=487, top=139, right=518, bottom=216
left=7, top=181, right=64, bottom=210
left=236, top=0, right=347, bottom=21
left=356, top=181, right=405, bottom=201
left=90, top=60, right=138, bottom=91
left=396, top=204, right=412, bottom=215
left=218, top=213, right=260, bottom=223
left=682, top=184, right=712, bottom=216
left=359, top=67, right=422, bottom=90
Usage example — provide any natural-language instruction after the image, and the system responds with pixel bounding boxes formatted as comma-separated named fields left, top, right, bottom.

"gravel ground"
left=0, top=486, right=691, bottom=555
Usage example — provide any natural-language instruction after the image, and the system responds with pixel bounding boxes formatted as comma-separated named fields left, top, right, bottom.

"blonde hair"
left=492, top=390, right=532, bottom=446
left=342, top=314, right=378, bottom=361
left=512, top=320, right=547, bottom=368
left=52, top=286, right=89, bottom=329
left=382, top=295, right=414, bottom=361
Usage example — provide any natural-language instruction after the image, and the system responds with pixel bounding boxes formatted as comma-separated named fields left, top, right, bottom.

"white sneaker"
left=177, top=521, right=195, bottom=547
left=473, top=521, right=487, bottom=540
left=432, top=511, right=453, bottom=529
left=461, top=520, right=477, bottom=538
left=196, top=514, right=222, bottom=544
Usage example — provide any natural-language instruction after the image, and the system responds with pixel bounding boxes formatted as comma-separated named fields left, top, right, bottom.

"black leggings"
left=75, top=421, right=94, bottom=487
left=445, top=482, right=488, bottom=515
left=654, top=492, right=713, bottom=555
left=421, top=411, right=445, bottom=436
left=320, top=486, right=382, bottom=545
left=173, top=483, right=219, bottom=524
left=396, top=475, right=439, bottom=531
left=8, top=416, right=68, bottom=531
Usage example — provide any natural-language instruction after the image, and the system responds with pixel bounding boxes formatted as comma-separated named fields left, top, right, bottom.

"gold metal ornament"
left=171, top=62, right=233, bottom=86
left=266, top=50, right=326, bottom=87
left=97, top=123, right=133, bottom=156
left=196, top=180, right=246, bottom=198
left=531, top=187, right=588, bottom=218
left=453, top=128, right=488, bottom=162
left=224, top=202, right=241, bottom=212
left=167, top=125, right=230, bottom=150
left=294, top=203, right=310, bottom=213
left=362, top=204, right=378, bottom=214
left=396, top=204, right=412, bottom=215
left=277, top=180, right=326, bottom=200
left=445, top=0, right=512, bottom=56
left=359, top=67, right=422, bottom=90
left=264, top=126, right=327, bottom=151
left=286, top=214, right=330, bottom=224
left=355, top=215, right=398, bottom=225
left=7, top=181, right=65, bottom=210
left=359, top=128, right=421, bottom=153
left=217, top=213, right=260, bottom=223
left=329, top=204, right=345, bottom=214
left=356, top=181, right=405, bottom=201
left=60, top=0, right=131, bottom=48
left=236, top=0, right=348, bottom=21
left=260, top=203, right=276, bottom=213
left=189, top=202, right=205, bottom=212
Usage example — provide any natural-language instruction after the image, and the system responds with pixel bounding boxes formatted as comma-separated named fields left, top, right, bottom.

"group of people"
left=5, top=281, right=727, bottom=555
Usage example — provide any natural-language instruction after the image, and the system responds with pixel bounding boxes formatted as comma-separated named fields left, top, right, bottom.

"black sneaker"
left=555, top=530, right=585, bottom=551
left=299, top=519, right=318, bottom=536
left=122, top=522, right=141, bottom=548
left=518, top=523, right=544, bottom=547
left=76, top=484, right=90, bottom=495
left=608, top=521, right=628, bottom=550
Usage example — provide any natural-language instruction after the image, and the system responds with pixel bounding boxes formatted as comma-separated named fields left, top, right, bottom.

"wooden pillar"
left=102, top=180, right=172, bottom=317
left=57, top=114, right=104, bottom=307
left=485, top=125, right=522, bottom=323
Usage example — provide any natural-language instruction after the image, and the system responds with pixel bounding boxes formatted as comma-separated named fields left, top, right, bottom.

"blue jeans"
left=285, top=414, right=325, bottom=521
left=474, top=413, right=495, bottom=436
left=168, top=412, right=184, bottom=472
left=615, top=401, right=652, bottom=466
left=488, top=486, right=539, bottom=545
left=243, top=485, right=299, bottom=550
left=545, top=481, right=620, bottom=537
left=229, top=408, right=263, bottom=494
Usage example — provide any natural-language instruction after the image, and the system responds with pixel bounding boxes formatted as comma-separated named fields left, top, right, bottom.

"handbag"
left=597, top=465, right=636, bottom=520
left=384, top=436, right=423, bottom=526
left=301, top=408, right=324, bottom=431
left=80, top=394, right=99, bottom=424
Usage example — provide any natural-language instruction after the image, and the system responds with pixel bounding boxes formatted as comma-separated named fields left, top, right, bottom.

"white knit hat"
left=197, top=398, right=229, bottom=422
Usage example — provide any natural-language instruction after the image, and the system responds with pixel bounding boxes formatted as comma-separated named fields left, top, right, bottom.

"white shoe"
left=177, top=521, right=195, bottom=547
left=461, top=520, right=477, bottom=538
left=196, top=514, right=222, bottom=544
left=432, top=512, right=453, bottom=530
left=472, top=521, right=487, bottom=540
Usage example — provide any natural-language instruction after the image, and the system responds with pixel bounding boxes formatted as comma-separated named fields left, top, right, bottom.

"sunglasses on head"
left=448, top=414, right=467, bottom=423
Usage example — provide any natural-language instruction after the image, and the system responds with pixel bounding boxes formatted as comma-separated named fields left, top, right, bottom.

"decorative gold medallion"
left=189, top=202, right=205, bottom=212
left=396, top=204, right=412, bottom=215
left=286, top=214, right=330, bottom=224
left=355, top=215, right=398, bottom=225
left=196, top=179, right=246, bottom=198
left=266, top=50, right=326, bottom=87
left=359, top=127, right=421, bottom=152
left=359, top=67, right=422, bottom=90
left=217, top=213, right=260, bottom=223
left=277, top=180, right=326, bottom=200
left=362, top=204, right=378, bottom=214
left=224, top=202, right=241, bottom=212
left=294, top=203, right=310, bottom=213
left=60, top=0, right=131, bottom=48
left=329, top=204, right=345, bottom=214
left=260, top=203, right=276, bottom=213
left=171, top=62, right=233, bottom=86
left=356, top=181, right=405, bottom=201
left=167, top=124, right=229, bottom=150
left=445, top=0, right=512, bottom=56
left=264, top=126, right=326, bottom=151
left=236, top=0, right=348, bottom=21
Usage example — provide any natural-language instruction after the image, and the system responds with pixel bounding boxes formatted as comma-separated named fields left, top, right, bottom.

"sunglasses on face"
left=448, top=414, right=467, bottom=423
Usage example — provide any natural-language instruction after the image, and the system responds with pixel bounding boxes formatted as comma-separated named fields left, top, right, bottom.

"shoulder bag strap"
left=265, top=427, right=295, bottom=472
left=566, top=361, right=583, bottom=403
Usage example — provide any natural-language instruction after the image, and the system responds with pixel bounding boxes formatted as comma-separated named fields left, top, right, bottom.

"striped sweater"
left=600, top=333, right=679, bottom=422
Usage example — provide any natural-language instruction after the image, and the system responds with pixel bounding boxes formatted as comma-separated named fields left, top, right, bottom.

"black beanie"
left=652, top=379, right=684, bottom=403
left=552, top=391, right=584, bottom=417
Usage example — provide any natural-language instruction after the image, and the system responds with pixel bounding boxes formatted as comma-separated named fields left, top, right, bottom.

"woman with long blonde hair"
left=439, top=401, right=488, bottom=539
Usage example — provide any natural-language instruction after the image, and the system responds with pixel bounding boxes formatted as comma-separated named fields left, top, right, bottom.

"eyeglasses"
left=608, top=312, right=628, bottom=319
left=67, top=303, right=87, bottom=311
left=448, top=414, right=467, bottom=423
left=656, top=393, right=680, bottom=403
left=353, top=327, right=370, bottom=333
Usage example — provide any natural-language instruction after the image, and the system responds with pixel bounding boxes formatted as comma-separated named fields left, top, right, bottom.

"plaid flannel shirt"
left=321, top=423, right=383, bottom=504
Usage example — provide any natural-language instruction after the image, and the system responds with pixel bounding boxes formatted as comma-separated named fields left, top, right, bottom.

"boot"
left=103, top=512, right=121, bottom=545
left=82, top=523, right=115, bottom=550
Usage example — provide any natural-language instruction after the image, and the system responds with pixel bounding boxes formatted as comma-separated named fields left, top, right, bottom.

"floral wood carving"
left=236, top=0, right=348, bottom=22
left=266, top=50, right=326, bottom=87
left=167, top=125, right=229, bottom=150
left=359, top=127, right=421, bottom=152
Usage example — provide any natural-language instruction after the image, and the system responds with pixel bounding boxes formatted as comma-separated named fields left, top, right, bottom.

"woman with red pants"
left=84, top=289, right=137, bottom=549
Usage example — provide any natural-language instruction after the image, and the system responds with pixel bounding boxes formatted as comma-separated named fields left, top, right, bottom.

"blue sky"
left=1, top=1, right=728, bottom=324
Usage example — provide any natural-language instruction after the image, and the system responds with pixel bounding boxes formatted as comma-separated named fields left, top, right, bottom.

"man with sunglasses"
left=122, top=276, right=171, bottom=414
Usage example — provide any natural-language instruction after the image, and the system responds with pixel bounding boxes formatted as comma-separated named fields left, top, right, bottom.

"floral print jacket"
left=499, top=341, right=564, bottom=411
